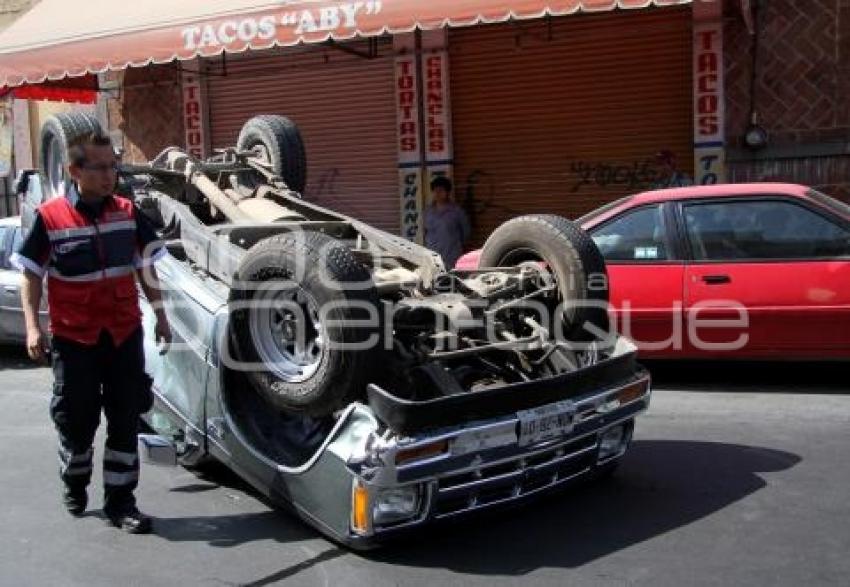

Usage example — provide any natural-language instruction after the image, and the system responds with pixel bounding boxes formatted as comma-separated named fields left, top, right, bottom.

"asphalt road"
left=1, top=347, right=848, bottom=587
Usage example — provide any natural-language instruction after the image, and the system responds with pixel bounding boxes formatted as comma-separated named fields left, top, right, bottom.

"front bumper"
left=342, top=369, right=650, bottom=548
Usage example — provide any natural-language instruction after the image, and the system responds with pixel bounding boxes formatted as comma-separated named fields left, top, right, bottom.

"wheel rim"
left=46, top=135, right=65, bottom=197
left=248, top=284, right=325, bottom=383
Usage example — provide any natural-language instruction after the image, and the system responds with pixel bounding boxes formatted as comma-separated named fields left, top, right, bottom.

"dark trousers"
left=50, top=327, right=152, bottom=516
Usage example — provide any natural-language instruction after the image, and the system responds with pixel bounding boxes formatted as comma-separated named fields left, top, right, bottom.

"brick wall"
left=724, top=0, right=850, bottom=202
left=105, top=65, right=184, bottom=164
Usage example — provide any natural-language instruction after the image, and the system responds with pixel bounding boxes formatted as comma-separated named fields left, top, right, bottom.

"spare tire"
left=236, top=115, right=307, bottom=194
left=229, top=231, right=380, bottom=416
left=478, top=214, right=610, bottom=341
left=39, top=112, right=102, bottom=199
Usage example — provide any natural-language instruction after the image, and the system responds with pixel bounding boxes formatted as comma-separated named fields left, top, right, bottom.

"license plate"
left=517, top=400, right=576, bottom=447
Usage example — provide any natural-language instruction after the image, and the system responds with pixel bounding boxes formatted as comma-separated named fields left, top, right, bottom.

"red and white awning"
left=0, top=0, right=696, bottom=88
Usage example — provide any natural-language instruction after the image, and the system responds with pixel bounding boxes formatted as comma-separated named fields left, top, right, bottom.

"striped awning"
left=0, top=0, right=697, bottom=88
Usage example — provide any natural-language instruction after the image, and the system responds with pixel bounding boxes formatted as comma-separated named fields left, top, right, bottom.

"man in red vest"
left=12, top=131, right=171, bottom=534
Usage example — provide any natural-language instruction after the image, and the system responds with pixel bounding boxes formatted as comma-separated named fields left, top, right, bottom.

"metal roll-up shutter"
left=205, top=39, right=399, bottom=233
left=449, top=7, right=693, bottom=246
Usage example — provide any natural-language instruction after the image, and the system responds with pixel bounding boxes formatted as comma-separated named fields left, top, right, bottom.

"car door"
left=588, top=203, right=686, bottom=357
left=681, top=197, right=850, bottom=358
left=141, top=249, right=226, bottom=431
left=0, top=225, right=50, bottom=343
left=0, top=226, right=29, bottom=343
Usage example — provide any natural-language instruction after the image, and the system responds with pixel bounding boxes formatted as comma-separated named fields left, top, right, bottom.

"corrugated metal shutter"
left=205, top=39, right=399, bottom=233
left=449, top=7, right=693, bottom=246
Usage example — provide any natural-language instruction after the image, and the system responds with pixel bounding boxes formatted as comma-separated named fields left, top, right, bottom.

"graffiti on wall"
left=457, top=150, right=694, bottom=237
left=569, top=159, right=659, bottom=193
left=569, top=151, right=694, bottom=193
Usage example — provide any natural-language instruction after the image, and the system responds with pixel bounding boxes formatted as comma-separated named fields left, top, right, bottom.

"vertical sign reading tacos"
left=395, top=51, right=422, bottom=241
left=182, top=66, right=208, bottom=159
left=693, top=4, right=726, bottom=185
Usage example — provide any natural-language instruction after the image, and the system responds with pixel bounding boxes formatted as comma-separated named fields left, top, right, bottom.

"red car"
left=456, top=183, right=850, bottom=359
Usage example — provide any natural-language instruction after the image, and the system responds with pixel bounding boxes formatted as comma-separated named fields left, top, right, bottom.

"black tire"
left=39, top=112, right=101, bottom=198
left=478, top=214, right=610, bottom=341
left=236, top=115, right=307, bottom=194
left=39, top=112, right=102, bottom=199
left=229, top=232, right=379, bottom=416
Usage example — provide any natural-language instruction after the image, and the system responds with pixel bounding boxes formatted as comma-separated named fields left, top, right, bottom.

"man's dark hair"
left=68, top=131, right=113, bottom=167
left=430, top=176, right=453, bottom=193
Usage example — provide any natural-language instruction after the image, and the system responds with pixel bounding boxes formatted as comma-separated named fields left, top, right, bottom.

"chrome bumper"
left=365, top=371, right=650, bottom=537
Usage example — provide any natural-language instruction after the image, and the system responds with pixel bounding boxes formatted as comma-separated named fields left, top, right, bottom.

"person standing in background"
left=424, top=176, right=470, bottom=269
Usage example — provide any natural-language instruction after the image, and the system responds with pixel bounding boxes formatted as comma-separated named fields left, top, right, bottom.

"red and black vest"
left=39, top=194, right=142, bottom=345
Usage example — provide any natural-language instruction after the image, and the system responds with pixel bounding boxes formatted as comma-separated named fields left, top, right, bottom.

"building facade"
left=724, top=0, right=850, bottom=199
left=65, top=1, right=850, bottom=241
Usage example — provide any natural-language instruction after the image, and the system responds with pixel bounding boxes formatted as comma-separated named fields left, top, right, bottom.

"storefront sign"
left=182, top=70, right=207, bottom=159
left=395, top=54, right=420, bottom=165
left=395, top=51, right=422, bottom=241
left=399, top=168, right=422, bottom=241
left=395, top=39, right=454, bottom=243
left=424, top=51, right=452, bottom=163
left=693, top=18, right=726, bottom=184
left=181, top=2, right=385, bottom=50
left=1, top=1, right=702, bottom=88
left=423, top=50, right=454, bottom=228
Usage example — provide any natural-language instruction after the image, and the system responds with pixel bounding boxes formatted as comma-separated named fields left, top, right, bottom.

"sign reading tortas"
left=395, top=54, right=420, bottom=165
left=395, top=52, right=422, bottom=241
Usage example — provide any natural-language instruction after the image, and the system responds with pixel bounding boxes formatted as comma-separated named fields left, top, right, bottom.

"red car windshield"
left=575, top=195, right=635, bottom=225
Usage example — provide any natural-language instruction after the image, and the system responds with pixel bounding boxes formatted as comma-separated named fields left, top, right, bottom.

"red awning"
left=0, top=75, right=98, bottom=103
left=0, top=0, right=697, bottom=88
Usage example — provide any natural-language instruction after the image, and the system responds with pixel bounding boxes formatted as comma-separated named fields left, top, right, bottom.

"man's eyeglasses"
left=79, top=162, right=119, bottom=173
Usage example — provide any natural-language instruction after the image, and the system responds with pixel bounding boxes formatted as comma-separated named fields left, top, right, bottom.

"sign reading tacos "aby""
left=181, top=2, right=384, bottom=51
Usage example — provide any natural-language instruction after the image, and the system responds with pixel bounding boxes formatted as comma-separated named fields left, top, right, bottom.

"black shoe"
left=107, top=508, right=152, bottom=534
left=63, top=487, right=87, bottom=517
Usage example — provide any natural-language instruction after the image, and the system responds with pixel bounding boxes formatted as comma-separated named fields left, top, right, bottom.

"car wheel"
left=478, top=214, right=610, bottom=342
left=39, top=112, right=102, bottom=199
left=236, top=115, right=307, bottom=194
left=229, top=232, right=379, bottom=416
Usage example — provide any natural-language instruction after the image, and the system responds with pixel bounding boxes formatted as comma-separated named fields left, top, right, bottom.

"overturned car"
left=21, top=112, right=651, bottom=548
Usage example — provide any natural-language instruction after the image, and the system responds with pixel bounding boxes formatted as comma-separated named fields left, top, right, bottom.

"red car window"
left=590, top=204, right=668, bottom=262
left=683, top=200, right=850, bottom=260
